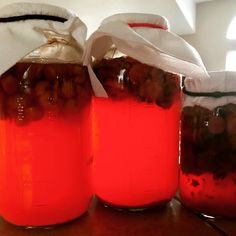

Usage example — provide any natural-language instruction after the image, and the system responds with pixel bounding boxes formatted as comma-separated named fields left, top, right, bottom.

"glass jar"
left=92, top=54, right=181, bottom=209
left=0, top=3, right=92, bottom=226
left=85, top=13, right=206, bottom=209
left=180, top=72, right=236, bottom=218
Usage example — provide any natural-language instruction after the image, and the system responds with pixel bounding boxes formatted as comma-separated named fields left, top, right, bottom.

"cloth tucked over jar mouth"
left=0, top=2, right=87, bottom=76
left=84, top=13, right=208, bottom=76
left=83, top=13, right=209, bottom=97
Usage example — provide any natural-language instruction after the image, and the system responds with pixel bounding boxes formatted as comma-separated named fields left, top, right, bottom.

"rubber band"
left=128, top=22, right=168, bottom=30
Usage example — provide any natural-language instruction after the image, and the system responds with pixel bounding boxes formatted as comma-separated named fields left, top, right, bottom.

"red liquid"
left=93, top=97, right=180, bottom=208
left=180, top=171, right=236, bottom=218
left=0, top=105, right=92, bottom=226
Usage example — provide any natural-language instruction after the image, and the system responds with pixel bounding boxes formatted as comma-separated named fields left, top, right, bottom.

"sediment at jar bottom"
left=93, top=56, right=180, bottom=108
left=180, top=172, right=236, bottom=218
left=181, top=104, right=236, bottom=179
left=0, top=63, right=92, bottom=126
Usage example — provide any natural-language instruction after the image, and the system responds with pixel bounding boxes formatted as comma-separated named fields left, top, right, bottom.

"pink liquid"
left=180, top=171, right=236, bottom=218
left=0, top=105, right=92, bottom=226
left=93, top=97, right=180, bottom=208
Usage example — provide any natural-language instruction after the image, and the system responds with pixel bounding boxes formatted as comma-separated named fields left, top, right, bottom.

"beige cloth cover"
left=83, top=13, right=209, bottom=97
left=0, top=2, right=87, bottom=76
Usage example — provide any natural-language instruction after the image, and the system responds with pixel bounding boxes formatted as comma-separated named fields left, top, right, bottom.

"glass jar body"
left=180, top=104, right=236, bottom=218
left=93, top=55, right=181, bottom=209
left=0, top=62, right=93, bottom=226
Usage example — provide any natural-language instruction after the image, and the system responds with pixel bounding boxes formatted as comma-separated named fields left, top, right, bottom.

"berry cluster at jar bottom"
left=181, top=104, right=236, bottom=179
left=0, top=63, right=92, bottom=126
left=93, top=57, right=180, bottom=108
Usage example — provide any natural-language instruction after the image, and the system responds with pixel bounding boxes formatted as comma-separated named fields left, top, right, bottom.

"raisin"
left=70, top=65, right=88, bottom=84
left=208, top=116, right=225, bottom=134
left=61, top=79, right=76, bottom=99
left=1, top=74, right=18, bottom=95
left=144, top=79, right=163, bottom=103
left=43, top=64, right=58, bottom=81
left=128, top=63, right=150, bottom=84
left=38, top=91, right=57, bottom=109
left=35, top=81, right=51, bottom=96
left=226, top=113, right=236, bottom=135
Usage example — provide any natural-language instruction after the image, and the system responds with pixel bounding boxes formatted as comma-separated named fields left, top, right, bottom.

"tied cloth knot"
left=34, top=26, right=83, bottom=54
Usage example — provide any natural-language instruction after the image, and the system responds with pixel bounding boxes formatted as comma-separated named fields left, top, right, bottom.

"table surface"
left=0, top=197, right=235, bottom=236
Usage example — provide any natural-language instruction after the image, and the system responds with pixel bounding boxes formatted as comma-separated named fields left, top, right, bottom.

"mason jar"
left=0, top=3, right=92, bottom=226
left=84, top=13, right=207, bottom=209
left=180, top=71, right=236, bottom=218
left=92, top=52, right=181, bottom=209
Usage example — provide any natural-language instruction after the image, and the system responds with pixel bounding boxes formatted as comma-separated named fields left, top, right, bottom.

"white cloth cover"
left=83, top=13, right=209, bottom=97
left=183, top=71, right=236, bottom=110
left=0, top=2, right=87, bottom=76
